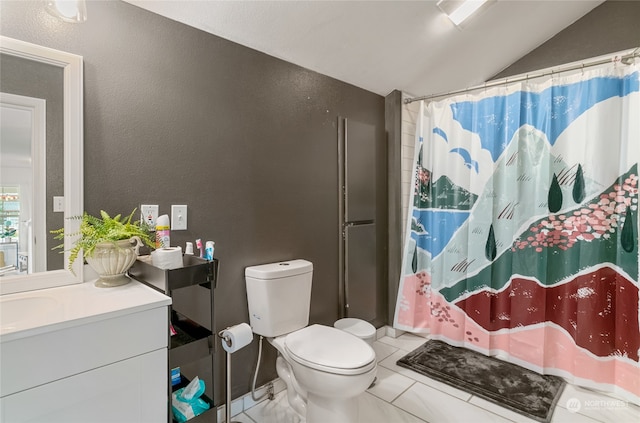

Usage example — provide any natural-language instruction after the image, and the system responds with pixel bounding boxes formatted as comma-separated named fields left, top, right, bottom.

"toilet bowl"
left=245, top=260, right=377, bottom=423
left=334, top=318, right=376, bottom=345
left=269, top=324, right=376, bottom=423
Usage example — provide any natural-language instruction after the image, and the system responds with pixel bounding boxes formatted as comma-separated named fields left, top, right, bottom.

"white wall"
left=400, top=96, right=419, bottom=245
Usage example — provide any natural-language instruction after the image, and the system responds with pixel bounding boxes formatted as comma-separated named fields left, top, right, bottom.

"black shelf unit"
left=129, top=255, right=218, bottom=423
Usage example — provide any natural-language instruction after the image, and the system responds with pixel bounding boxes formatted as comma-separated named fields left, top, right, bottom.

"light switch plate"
left=171, top=205, right=187, bottom=230
left=141, top=205, right=159, bottom=229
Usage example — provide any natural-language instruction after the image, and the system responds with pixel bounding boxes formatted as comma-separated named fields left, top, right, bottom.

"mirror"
left=0, top=36, right=83, bottom=294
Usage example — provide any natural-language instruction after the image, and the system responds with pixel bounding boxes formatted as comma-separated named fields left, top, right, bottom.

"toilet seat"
left=284, top=324, right=376, bottom=375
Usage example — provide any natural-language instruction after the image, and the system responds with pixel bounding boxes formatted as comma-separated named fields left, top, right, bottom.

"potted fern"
left=52, top=208, right=155, bottom=287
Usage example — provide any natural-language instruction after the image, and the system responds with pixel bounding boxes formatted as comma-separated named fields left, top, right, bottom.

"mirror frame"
left=0, top=36, right=83, bottom=294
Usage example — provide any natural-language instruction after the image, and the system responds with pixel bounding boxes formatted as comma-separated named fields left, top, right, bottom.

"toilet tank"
left=245, top=259, right=313, bottom=337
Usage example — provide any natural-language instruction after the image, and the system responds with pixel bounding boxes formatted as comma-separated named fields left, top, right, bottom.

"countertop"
left=0, top=279, right=171, bottom=342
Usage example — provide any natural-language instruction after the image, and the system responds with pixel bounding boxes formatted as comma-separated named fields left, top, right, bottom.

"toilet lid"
left=284, top=325, right=376, bottom=375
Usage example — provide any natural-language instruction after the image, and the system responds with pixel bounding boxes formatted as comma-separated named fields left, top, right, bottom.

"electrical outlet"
left=53, top=196, right=64, bottom=212
left=171, top=205, right=187, bottom=230
left=141, top=205, right=159, bottom=230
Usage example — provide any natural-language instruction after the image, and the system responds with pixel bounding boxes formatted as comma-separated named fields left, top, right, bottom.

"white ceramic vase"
left=86, top=236, right=143, bottom=288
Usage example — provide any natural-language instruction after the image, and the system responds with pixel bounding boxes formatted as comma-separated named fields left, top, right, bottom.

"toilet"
left=245, top=259, right=377, bottom=423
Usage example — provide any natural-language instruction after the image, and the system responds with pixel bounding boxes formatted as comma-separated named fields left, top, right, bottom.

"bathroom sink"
left=0, top=296, right=61, bottom=334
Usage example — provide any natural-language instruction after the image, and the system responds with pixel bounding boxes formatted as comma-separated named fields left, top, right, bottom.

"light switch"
left=171, top=205, right=187, bottom=230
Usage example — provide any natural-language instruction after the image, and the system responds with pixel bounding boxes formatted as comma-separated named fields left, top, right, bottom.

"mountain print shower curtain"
left=394, top=63, right=640, bottom=403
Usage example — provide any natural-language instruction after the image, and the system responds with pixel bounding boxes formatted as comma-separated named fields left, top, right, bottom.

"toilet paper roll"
left=152, top=246, right=183, bottom=269
left=220, top=323, right=253, bottom=354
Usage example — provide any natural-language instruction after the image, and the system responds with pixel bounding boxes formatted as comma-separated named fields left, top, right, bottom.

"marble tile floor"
left=228, top=333, right=640, bottom=423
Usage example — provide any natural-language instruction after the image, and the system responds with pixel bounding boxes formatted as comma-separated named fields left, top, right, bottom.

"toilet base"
left=306, top=392, right=358, bottom=423
left=267, top=330, right=376, bottom=423
left=275, top=356, right=306, bottom=418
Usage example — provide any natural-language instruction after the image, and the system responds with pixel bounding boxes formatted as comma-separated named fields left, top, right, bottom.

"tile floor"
left=230, top=332, right=640, bottom=423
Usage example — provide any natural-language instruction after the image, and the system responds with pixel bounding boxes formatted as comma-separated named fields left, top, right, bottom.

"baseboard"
left=384, top=325, right=406, bottom=339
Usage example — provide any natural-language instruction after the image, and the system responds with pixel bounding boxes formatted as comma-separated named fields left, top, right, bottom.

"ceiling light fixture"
left=437, top=0, right=490, bottom=26
left=45, top=0, right=87, bottom=23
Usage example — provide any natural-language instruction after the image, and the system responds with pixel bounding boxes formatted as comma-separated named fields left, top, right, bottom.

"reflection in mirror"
left=0, top=92, right=46, bottom=274
left=0, top=36, right=83, bottom=295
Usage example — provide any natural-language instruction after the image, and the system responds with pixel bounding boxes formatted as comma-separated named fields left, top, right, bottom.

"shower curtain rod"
left=404, top=47, right=640, bottom=104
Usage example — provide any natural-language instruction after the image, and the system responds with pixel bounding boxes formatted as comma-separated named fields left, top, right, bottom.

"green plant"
left=2, top=220, right=16, bottom=239
left=52, top=208, right=154, bottom=271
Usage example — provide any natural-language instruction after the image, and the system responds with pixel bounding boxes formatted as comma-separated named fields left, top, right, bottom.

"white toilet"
left=245, top=259, right=377, bottom=423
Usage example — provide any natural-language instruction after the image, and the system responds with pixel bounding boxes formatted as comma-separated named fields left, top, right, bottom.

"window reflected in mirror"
left=0, top=187, right=21, bottom=274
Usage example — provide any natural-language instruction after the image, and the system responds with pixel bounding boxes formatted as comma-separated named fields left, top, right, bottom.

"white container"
left=245, top=260, right=312, bottom=337
left=334, top=318, right=376, bottom=345
left=204, top=241, right=215, bottom=260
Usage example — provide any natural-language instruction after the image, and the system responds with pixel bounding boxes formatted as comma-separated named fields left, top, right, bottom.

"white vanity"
left=0, top=280, right=171, bottom=422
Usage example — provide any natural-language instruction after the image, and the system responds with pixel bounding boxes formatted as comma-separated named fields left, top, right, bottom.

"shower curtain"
left=394, top=62, right=640, bottom=403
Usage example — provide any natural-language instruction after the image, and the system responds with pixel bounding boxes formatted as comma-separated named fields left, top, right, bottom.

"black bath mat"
left=397, top=340, right=565, bottom=423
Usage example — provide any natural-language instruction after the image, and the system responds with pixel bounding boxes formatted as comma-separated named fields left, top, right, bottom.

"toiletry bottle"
left=196, top=239, right=203, bottom=258
left=205, top=241, right=215, bottom=260
left=156, top=214, right=171, bottom=249
left=185, top=242, right=194, bottom=255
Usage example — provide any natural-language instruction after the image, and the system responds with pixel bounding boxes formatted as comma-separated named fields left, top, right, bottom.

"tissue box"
left=171, top=377, right=210, bottom=422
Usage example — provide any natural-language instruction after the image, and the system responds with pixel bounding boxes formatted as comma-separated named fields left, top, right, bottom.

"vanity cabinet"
left=129, top=255, right=218, bottom=423
left=0, top=283, right=171, bottom=423
left=2, top=349, right=166, bottom=422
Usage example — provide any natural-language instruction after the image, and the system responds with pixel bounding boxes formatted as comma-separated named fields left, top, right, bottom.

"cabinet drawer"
left=0, top=306, right=168, bottom=397
left=1, top=349, right=167, bottom=423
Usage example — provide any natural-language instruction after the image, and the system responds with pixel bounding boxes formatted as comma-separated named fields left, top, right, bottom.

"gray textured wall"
left=0, top=0, right=386, bottom=403
left=493, top=0, right=640, bottom=79
left=0, top=54, right=64, bottom=271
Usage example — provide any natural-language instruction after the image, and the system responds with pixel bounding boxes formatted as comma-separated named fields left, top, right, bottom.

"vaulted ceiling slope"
left=125, top=0, right=603, bottom=97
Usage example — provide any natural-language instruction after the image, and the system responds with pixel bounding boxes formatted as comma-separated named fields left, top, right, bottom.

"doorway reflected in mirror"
left=0, top=92, right=47, bottom=276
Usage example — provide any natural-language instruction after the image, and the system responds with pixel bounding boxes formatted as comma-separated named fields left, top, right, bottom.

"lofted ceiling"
left=124, top=0, right=604, bottom=97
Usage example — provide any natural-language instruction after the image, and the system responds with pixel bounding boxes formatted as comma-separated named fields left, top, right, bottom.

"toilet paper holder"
left=217, top=326, right=245, bottom=423
left=218, top=330, right=232, bottom=347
